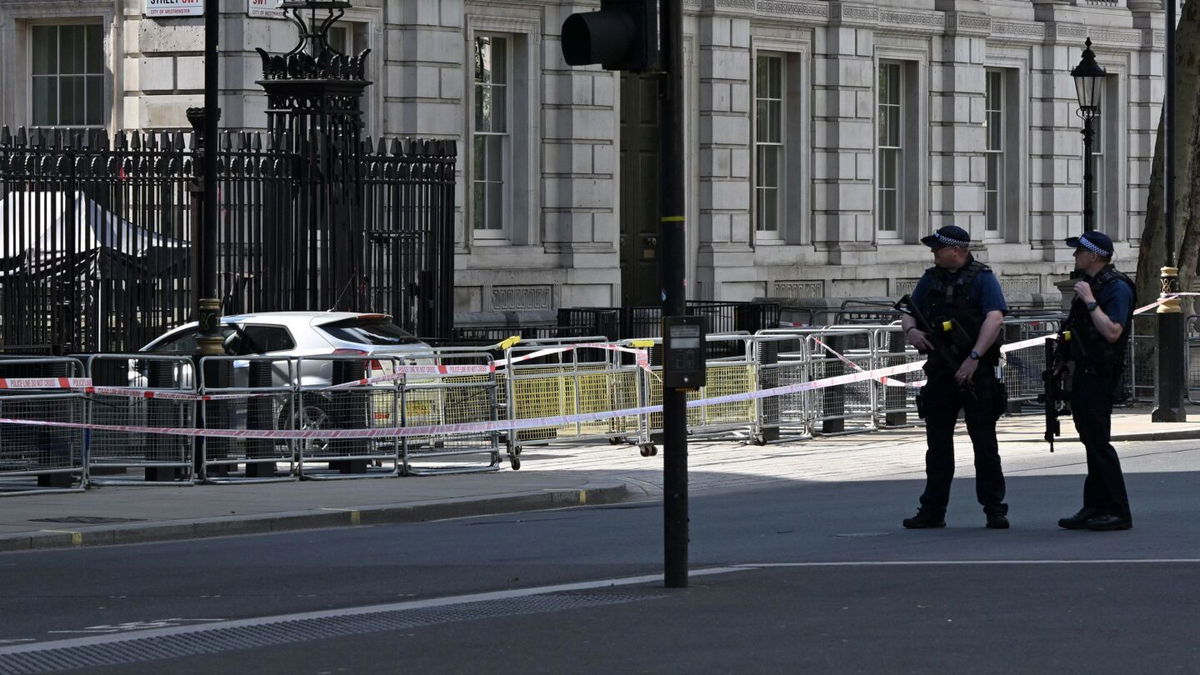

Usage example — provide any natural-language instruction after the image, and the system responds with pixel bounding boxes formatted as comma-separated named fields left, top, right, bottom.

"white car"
left=134, top=311, right=435, bottom=432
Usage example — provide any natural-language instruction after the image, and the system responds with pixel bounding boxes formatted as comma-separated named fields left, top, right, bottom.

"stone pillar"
left=812, top=11, right=874, bottom=259
left=695, top=11, right=754, bottom=300
left=928, top=15, right=989, bottom=236
left=543, top=4, right=620, bottom=307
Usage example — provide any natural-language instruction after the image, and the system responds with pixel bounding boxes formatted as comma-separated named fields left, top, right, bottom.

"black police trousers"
left=918, top=368, right=1007, bottom=517
left=1070, top=368, right=1131, bottom=520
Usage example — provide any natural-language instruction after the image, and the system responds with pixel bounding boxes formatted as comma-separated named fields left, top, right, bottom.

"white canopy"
left=1, top=190, right=185, bottom=259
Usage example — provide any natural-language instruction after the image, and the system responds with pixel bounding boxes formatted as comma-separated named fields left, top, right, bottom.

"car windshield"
left=317, top=318, right=421, bottom=346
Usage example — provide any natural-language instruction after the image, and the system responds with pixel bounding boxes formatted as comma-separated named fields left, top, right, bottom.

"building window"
left=473, top=35, right=509, bottom=235
left=877, top=62, right=903, bottom=234
left=1086, top=79, right=1106, bottom=230
left=31, top=24, right=104, bottom=128
left=984, top=70, right=1005, bottom=234
left=755, top=54, right=784, bottom=236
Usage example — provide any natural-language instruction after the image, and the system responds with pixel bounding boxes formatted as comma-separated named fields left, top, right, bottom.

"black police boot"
left=902, top=510, right=946, bottom=529
left=1085, top=513, right=1133, bottom=531
left=1058, top=507, right=1101, bottom=530
left=985, top=513, right=1010, bottom=529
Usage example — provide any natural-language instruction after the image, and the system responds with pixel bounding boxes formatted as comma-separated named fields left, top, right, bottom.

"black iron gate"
left=0, top=126, right=455, bottom=353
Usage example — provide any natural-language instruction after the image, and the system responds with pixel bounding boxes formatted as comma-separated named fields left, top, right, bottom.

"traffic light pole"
left=659, top=0, right=688, bottom=589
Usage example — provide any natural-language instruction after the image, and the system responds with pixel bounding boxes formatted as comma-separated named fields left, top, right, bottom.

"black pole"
left=1081, top=116, right=1095, bottom=233
left=202, top=2, right=220, bottom=310
left=1164, top=0, right=1176, bottom=269
left=659, top=0, right=688, bottom=589
left=1153, top=0, right=1186, bottom=423
left=194, top=0, right=226, bottom=478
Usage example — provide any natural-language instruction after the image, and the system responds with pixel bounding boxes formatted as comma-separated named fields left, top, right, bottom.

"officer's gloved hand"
left=908, top=329, right=935, bottom=353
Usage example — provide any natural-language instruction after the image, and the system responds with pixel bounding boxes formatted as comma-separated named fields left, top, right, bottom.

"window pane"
left=86, top=75, right=103, bottom=126
left=487, top=181, right=503, bottom=230
left=762, top=189, right=778, bottom=232
left=86, top=25, right=103, bottom=73
left=32, top=77, right=55, bottom=125
left=473, top=134, right=486, bottom=177
left=756, top=100, right=769, bottom=141
left=59, top=76, right=79, bottom=126
left=887, top=107, right=900, bottom=147
left=988, top=111, right=1003, bottom=151
left=767, top=100, right=781, bottom=143
left=472, top=183, right=486, bottom=230
left=486, top=136, right=503, bottom=179
left=770, top=57, right=781, bottom=98
left=986, top=191, right=999, bottom=231
left=61, top=26, right=86, bottom=75
left=756, top=56, right=768, bottom=94
left=474, top=37, right=488, bottom=82
left=474, top=84, right=489, bottom=131
left=761, top=146, right=779, bottom=188
left=491, top=38, right=508, bottom=85
left=32, top=26, right=57, bottom=75
left=490, top=85, right=507, bottom=132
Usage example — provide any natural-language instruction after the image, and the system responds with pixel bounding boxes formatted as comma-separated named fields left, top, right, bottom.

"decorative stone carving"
left=774, top=280, right=825, bottom=299
left=893, top=278, right=920, bottom=296
left=756, top=1, right=830, bottom=18
left=492, top=286, right=552, bottom=310
left=999, top=275, right=1042, bottom=296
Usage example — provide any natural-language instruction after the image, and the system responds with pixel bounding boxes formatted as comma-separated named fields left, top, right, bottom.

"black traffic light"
left=561, top=0, right=658, bottom=72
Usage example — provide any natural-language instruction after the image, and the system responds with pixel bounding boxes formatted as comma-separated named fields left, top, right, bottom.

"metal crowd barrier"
left=502, top=340, right=647, bottom=457
left=86, top=354, right=197, bottom=485
left=197, top=355, right=299, bottom=483
left=641, top=334, right=758, bottom=449
left=400, top=350, right=502, bottom=475
left=0, top=356, right=87, bottom=494
left=293, top=355, right=401, bottom=480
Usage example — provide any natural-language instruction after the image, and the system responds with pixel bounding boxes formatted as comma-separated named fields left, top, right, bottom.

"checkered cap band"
left=933, top=232, right=969, bottom=246
left=1078, top=236, right=1108, bottom=255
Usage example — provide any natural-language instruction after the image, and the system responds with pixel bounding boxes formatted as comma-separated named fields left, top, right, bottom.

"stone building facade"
left=0, top=0, right=1167, bottom=316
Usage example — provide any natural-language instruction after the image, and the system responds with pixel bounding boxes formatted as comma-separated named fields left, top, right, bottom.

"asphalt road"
left=1, top=440, right=1198, bottom=673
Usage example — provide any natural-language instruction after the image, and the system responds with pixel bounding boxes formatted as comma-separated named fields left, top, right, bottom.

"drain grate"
left=29, top=517, right=146, bottom=525
left=0, top=592, right=659, bottom=674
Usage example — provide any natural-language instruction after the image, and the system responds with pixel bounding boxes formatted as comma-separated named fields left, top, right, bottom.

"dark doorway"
left=619, top=72, right=661, bottom=307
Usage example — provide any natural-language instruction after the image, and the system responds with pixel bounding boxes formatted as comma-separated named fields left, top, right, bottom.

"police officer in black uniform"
left=1055, top=231, right=1135, bottom=531
left=901, top=226, right=1010, bottom=529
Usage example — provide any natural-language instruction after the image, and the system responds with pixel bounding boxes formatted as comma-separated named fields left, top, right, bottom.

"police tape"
left=0, top=377, right=92, bottom=390
left=0, top=357, right=931, bottom=440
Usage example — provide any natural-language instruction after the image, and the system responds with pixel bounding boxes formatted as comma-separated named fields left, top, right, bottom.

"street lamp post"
left=1071, top=38, right=1106, bottom=233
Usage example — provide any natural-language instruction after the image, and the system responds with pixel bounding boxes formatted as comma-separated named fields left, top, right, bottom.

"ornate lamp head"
left=1071, top=38, right=1106, bottom=120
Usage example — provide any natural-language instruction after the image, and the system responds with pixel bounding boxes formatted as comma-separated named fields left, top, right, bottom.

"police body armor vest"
left=921, top=258, right=1002, bottom=366
left=1065, top=265, right=1135, bottom=377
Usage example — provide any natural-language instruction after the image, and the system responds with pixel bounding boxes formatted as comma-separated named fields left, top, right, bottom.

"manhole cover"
left=31, top=516, right=146, bottom=525
left=834, top=532, right=892, bottom=538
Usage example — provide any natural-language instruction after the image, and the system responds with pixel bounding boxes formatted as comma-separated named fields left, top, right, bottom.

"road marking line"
left=0, top=567, right=745, bottom=656
left=737, top=559, right=1200, bottom=567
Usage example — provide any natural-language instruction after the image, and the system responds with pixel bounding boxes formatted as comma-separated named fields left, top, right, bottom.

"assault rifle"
left=1038, top=328, right=1079, bottom=453
left=894, top=294, right=973, bottom=382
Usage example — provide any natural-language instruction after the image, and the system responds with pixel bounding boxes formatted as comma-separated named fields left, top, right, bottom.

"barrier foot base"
left=245, top=461, right=277, bottom=478
left=37, top=473, right=73, bottom=489
left=330, top=460, right=368, bottom=474
left=145, top=466, right=187, bottom=482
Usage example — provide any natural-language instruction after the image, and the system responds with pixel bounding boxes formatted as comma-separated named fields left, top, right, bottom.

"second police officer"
left=901, top=226, right=1010, bottom=529
left=1054, top=231, right=1135, bottom=531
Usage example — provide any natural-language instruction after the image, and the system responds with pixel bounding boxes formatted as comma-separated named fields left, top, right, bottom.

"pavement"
left=1, top=405, right=1197, bottom=553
